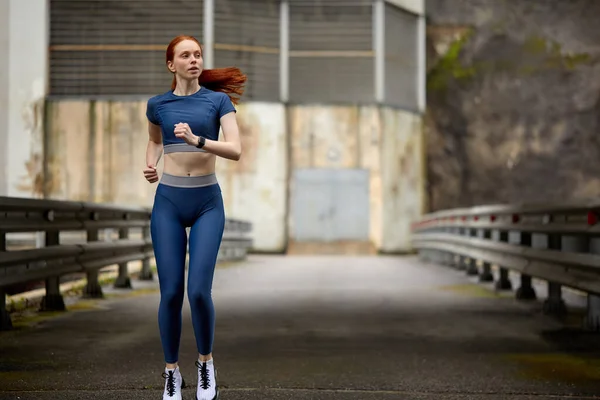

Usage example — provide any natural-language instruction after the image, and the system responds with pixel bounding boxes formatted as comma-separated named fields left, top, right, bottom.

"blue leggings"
left=150, top=173, right=225, bottom=364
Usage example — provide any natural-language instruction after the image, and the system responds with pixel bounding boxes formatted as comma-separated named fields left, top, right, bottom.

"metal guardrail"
left=411, top=202, right=600, bottom=331
left=0, top=196, right=253, bottom=330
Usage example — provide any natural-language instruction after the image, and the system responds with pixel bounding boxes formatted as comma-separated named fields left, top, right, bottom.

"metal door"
left=292, top=168, right=370, bottom=242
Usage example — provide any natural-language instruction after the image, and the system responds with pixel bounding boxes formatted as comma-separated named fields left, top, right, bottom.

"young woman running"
left=143, top=35, right=246, bottom=400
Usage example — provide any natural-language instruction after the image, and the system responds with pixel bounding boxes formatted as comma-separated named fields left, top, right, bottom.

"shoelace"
left=195, top=360, right=211, bottom=390
left=162, top=370, right=177, bottom=397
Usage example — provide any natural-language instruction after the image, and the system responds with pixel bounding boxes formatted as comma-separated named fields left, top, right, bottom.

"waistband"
left=160, top=172, right=218, bottom=188
left=164, top=143, right=206, bottom=154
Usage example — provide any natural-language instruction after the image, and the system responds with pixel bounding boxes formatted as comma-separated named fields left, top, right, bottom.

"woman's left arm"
left=174, top=111, right=242, bottom=161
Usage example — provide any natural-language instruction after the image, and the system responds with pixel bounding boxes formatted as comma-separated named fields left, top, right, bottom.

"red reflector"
left=474, top=216, right=479, bottom=221
left=588, top=212, right=598, bottom=226
left=490, top=215, right=497, bottom=222
left=512, top=214, right=520, bottom=223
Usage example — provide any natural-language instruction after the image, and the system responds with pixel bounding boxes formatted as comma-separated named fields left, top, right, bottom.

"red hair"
left=166, top=35, right=247, bottom=105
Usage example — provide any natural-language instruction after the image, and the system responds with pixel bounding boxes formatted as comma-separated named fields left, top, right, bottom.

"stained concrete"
left=1, top=255, right=600, bottom=399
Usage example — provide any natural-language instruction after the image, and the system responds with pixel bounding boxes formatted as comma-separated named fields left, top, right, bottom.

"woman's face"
left=168, top=39, right=204, bottom=80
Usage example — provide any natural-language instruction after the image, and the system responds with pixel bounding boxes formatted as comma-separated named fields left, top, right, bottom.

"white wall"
left=2, top=0, right=48, bottom=198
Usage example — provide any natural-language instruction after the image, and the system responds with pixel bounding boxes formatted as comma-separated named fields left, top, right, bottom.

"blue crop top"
left=145, top=87, right=236, bottom=154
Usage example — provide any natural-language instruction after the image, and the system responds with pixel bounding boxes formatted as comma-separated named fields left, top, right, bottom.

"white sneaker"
left=162, top=366, right=184, bottom=400
left=195, top=359, right=218, bottom=400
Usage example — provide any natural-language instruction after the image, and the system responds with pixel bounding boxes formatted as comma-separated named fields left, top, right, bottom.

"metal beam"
left=374, top=0, right=385, bottom=104
left=280, top=0, right=289, bottom=103
left=203, top=0, right=214, bottom=69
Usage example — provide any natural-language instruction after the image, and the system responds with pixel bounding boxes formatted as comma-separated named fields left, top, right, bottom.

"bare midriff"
left=164, top=152, right=217, bottom=177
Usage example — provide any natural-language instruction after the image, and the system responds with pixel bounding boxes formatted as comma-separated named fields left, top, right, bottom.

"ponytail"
left=170, top=67, right=247, bottom=105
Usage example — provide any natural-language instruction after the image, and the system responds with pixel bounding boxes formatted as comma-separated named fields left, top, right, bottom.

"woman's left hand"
left=174, top=123, right=199, bottom=146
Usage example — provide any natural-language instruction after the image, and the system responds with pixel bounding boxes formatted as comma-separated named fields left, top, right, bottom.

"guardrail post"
left=492, top=230, right=512, bottom=290
left=509, top=231, right=536, bottom=300
left=40, top=231, right=66, bottom=312
left=83, top=229, right=104, bottom=299
left=532, top=233, right=566, bottom=317
left=477, top=228, right=493, bottom=282
left=114, top=228, right=132, bottom=289
left=446, top=227, right=459, bottom=269
left=0, top=233, right=12, bottom=330
left=454, top=227, right=467, bottom=271
left=465, top=228, right=478, bottom=276
left=586, top=237, right=600, bottom=331
left=139, top=226, right=153, bottom=281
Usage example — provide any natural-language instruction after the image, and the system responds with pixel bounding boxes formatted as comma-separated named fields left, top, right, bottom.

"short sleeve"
left=217, top=93, right=236, bottom=119
left=146, top=97, right=160, bottom=125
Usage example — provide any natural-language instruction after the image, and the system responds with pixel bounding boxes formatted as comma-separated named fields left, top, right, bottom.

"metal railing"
left=0, top=196, right=253, bottom=330
left=411, top=202, right=600, bottom=330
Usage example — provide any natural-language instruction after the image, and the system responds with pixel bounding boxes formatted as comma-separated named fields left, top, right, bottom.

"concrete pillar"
left=83, top=230, right=104, bottom=298
left=0, top=0, right=48, bottom=197
left=492, top=230, right=512, bottom=290
left=509, top=231, right=536, bottom=300
left=40, top=231, right=66, bottom=312
left=114, top=228, right=132, bottom=289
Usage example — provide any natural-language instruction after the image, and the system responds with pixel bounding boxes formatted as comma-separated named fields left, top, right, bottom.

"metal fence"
left=411, top=202, right=600, bottom=331
left=0, top=196, right=253, bottom=330
left=48, top=0, right=424, bottom=109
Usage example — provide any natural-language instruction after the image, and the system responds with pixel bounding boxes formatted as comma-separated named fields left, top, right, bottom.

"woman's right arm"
left=143, top=121, right=163, bottom=183
left=146, top=121, right=163, bottom=165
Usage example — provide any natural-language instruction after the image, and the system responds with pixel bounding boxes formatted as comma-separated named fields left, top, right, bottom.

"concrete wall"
left=288, top=105, right=424, bottom=252
left=380, top=108, right=424, bottom=252
left=45, top=101, right=424, bottom=253
left=215, top=103, right=288, bottom=253
left=45, top=100, right=289, bottom=252
left=0, top=0, right=48, bottom=198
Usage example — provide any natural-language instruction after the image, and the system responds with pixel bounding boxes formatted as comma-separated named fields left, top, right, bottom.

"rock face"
left=425, top=0, right=600, bottom=212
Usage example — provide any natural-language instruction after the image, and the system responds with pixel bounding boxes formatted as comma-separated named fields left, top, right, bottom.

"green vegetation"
left=427, top=30, right=476, bottom=93
left=523, top=35, right=592, bottom=70
left=427, top=31, right=594, bottom=93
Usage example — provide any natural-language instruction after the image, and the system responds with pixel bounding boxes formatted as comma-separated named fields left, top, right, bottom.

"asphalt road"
left=1, top=255, right=600, bottom=399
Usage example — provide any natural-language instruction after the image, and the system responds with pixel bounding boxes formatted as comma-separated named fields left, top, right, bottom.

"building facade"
left=0, top=0, right=426, bottom=254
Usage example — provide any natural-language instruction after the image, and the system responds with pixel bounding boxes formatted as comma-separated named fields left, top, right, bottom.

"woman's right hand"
left=143, top=165, right=158, bottom=183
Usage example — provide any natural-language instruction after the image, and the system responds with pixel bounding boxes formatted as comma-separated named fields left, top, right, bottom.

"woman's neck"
left=173, top=78, right=201, bottom=96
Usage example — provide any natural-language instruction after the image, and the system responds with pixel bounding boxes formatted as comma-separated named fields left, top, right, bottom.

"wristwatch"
left=195, top=136, right=206, bottom=149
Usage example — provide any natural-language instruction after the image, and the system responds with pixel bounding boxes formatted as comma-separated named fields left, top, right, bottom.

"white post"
left=0, top=0, right=8, bottom=196
left=280, top=0, right=289, bottom=103
left=417, top=14, right=426, bottom=113
left=203, top=0, right=215, bottom=69
left=374, top=0, right=385, bottom=103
